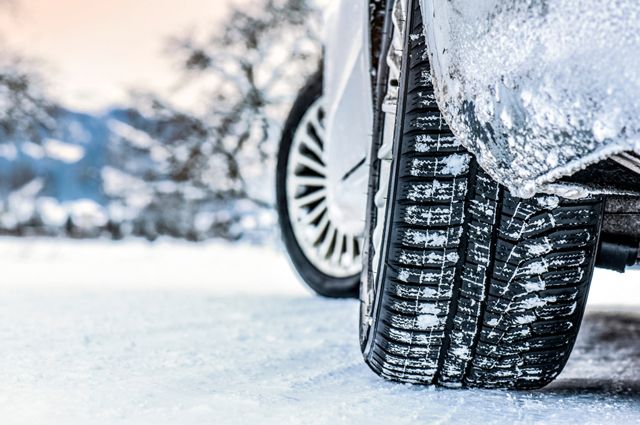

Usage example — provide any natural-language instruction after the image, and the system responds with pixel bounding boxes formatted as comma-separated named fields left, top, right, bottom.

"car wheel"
left=276, top=70, right=362, bottom=298
left=360, top=0, right=605, bottom=389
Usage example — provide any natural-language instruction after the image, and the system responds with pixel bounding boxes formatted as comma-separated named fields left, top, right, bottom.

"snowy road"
left=0, top=239, right=639, bottom=425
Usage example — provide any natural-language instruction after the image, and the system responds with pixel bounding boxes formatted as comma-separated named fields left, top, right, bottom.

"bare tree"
left=0, top=57, right=57, bottom=144
left=0, top=0, right=56, bottom=145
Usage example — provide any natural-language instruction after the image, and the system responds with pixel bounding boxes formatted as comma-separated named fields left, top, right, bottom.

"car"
left=276, top=0, right=640, bottom=389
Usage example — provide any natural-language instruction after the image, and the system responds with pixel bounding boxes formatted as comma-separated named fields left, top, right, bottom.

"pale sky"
left=0, top=0, right=247, bottom=111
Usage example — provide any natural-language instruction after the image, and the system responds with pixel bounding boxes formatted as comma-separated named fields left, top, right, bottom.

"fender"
left=419, top=0, right=640, bottom=198
left=325, top=0, right=640, bottom=199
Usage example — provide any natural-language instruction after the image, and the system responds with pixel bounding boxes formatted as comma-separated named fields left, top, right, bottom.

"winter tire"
left=277, top=71, right=361, bottom=298
left=360, top=0, right=605, bottom=389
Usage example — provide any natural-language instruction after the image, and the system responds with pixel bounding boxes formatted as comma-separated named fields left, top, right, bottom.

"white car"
left=276, top=0, right=640, bottom=389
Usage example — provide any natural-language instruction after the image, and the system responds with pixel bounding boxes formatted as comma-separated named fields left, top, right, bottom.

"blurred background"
left=0, top=0, right=322, bottom=243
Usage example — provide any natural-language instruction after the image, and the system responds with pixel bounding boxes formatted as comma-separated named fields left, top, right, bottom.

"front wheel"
left=276, top=71, right=362, bottom=298
left=360, top=0, right=605, bottom=389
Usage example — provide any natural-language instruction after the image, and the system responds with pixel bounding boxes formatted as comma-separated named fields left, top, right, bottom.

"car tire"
left=276, top=70, right=361, bottom=299
left=360, top=0, right=605, bottom=389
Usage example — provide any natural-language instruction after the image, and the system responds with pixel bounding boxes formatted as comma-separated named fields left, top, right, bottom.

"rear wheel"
left=360, top=0, right=605, bottom=389
left=277, top=71, right=361, bottom=298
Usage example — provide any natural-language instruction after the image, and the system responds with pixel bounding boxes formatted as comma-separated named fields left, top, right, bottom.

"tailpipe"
left=596, top=233, right=640, bottom=273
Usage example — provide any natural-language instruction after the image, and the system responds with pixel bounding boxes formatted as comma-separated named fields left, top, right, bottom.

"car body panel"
left=323, top=0, right=373, bottom=233
left=419, top=0, right=640, bottom=197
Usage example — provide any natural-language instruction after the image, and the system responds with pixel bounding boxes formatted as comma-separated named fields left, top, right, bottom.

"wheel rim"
left=286, top=98, right=363, bottom=278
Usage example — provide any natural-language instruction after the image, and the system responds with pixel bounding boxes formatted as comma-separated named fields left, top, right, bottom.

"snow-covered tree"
left=116, top=0, right=323, bottom=240
left=0, top=1, right=62, bottom=235
left=0, top=0, right=323, bottom=242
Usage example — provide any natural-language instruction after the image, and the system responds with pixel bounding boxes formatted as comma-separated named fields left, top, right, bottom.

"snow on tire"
left=360, top=0, right=605, bottom=389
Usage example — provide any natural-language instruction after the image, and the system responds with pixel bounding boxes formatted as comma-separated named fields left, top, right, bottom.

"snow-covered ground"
left=0, top=238, right=638, bottom=425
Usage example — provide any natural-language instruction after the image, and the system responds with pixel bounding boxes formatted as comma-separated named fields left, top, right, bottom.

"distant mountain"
left=0, top=107, right=274, bottom=241
left=0, top=108, right=108, bottom=203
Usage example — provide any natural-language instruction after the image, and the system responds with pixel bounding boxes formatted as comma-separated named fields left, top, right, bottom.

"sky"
left=0, top=0, right=247, bottom=111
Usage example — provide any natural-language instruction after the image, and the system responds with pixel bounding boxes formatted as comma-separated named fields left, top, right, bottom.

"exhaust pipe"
left=596, top=233, right=640, bottom=273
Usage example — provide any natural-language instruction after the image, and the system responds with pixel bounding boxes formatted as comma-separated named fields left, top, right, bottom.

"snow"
left=417, top=313, right=442, bottom=328
left=420, top=0, right=640, bottom=198
left=440, top=153, right=471, bottom=176
left=36, top=197, right=68, bottom=227
left=405, top=229, right=449, bottom=247
left=66, top=199, right=109, bottom=229
left=0, top=237, right=639, bottom=424
left=21, top=142, right=45, bottom=160
left=0, top=143, right=17, bottom=160
left=108, top=119, right=157, bottom=150
left=42, top=138, right=85, bottom=163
